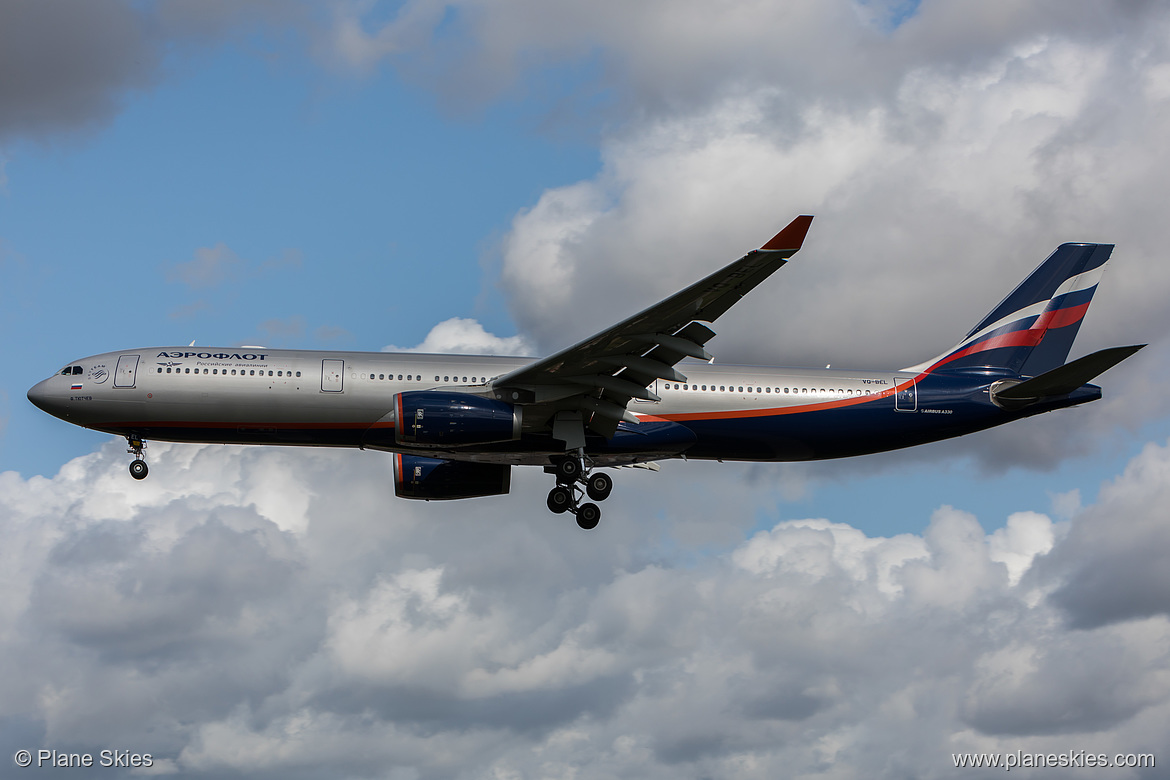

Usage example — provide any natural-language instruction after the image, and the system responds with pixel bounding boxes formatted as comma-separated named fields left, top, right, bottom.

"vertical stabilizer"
left=905, top=243, right=1112, bottom=376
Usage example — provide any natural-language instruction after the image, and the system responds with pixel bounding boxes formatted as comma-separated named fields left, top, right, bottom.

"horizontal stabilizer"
left=995, top=344, right=1145, bottom=401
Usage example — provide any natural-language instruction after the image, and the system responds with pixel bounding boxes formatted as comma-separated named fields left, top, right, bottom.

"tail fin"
left=905, top=243, right=1112, bottom=376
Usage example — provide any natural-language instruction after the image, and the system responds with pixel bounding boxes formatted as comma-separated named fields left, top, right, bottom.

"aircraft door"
left=114, top=355, right=140, bottom=388
left=322, top=359, right=344, bottom=392
left=894, top=376, right=917, bottom=412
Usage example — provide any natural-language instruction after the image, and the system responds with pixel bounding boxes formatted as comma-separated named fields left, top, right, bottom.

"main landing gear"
left=126, top=436, right=149, bottom=480
left=545, top=452, right=613, bottom=530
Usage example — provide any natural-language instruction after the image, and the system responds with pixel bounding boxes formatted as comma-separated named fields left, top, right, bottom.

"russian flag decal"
left=71, top=383, right=83, bottom=390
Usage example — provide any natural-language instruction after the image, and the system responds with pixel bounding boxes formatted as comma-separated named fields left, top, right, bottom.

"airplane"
left=28, top=216, right=1145, bottom=530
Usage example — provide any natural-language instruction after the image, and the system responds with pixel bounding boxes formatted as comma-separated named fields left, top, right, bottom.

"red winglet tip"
left=760, top=215, right=814, bottom=251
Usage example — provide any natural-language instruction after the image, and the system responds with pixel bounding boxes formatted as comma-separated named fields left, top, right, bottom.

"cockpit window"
left=60, top=366, right=83, bottom=375
left=72, top=366, right=84, bottom=375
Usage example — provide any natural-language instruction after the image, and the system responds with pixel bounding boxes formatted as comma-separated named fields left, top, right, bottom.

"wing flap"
left=565, top=374, right=661, bottom=402
left=632, top=332, right=712, bottom=361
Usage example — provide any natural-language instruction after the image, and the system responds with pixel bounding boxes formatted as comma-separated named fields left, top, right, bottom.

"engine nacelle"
left=394, top=391, right=522, bottom=447
left=394, top=454, right=511, bottom=500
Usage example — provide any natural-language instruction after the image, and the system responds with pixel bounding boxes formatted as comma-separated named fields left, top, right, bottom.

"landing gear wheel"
left=555, top=457, right=582, bottom=484
left=125, top=436, right=148, bottom=479
left=547, top=486, right=573, bottom=514
left=585, top=472, right=613, bottom=501
left=576, top=502, right=601, bottom=530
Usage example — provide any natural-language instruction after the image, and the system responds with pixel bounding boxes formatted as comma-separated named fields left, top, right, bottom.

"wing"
left=493, top=215, right=814, bottom=444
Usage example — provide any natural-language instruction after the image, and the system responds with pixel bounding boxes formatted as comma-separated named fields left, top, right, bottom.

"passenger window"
left=462, top=376, right=467, bottom=383
left=720, top=386, right=725, bottom=391
left=398, top=374, right=403, bottom=381
left=444, top=376, right=449, bottom=382
left=157, top=368, right=162, bottom=373
left=296, top=371, right=301, bottom=377
left=765, top=387, right=771, bottom=393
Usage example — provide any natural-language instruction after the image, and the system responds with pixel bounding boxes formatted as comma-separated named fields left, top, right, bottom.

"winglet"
left=760, top=215, right=814, bottom=252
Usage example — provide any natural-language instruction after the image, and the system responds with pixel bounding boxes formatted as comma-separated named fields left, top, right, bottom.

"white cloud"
left=166, top=243, right=243, bottom=289
left=1, top=435, right=1168, bottom=776
left=498, top=29, right=1168, bottom=364
left=988, top=511, right=1055, bottom=586
left=257, top=315, right=307, bottom=345
left=384, top=317, right=535, bottom=356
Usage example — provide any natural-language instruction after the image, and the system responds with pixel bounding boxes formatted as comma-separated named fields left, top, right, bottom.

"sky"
left=2, top=1, right=1169, bottom=778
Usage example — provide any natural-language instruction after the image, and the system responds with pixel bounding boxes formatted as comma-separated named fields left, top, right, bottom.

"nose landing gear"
left=545, top=451, right=611, bottom=530
left=127, top=437, right=149, bottom=480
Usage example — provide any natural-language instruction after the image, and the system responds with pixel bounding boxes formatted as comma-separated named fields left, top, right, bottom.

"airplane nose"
left=27, top=379, right=51, bottom=411
left=27, top=378, right=66, bottom=418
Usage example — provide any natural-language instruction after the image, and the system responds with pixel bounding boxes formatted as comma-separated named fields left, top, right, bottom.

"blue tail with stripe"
left=908, top=243, right=1112, bottom=377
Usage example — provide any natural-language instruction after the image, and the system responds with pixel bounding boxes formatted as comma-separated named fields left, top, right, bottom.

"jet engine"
left=393, top=391, right=522, bottom=447
left=394, top=454, right=511, bottom=500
